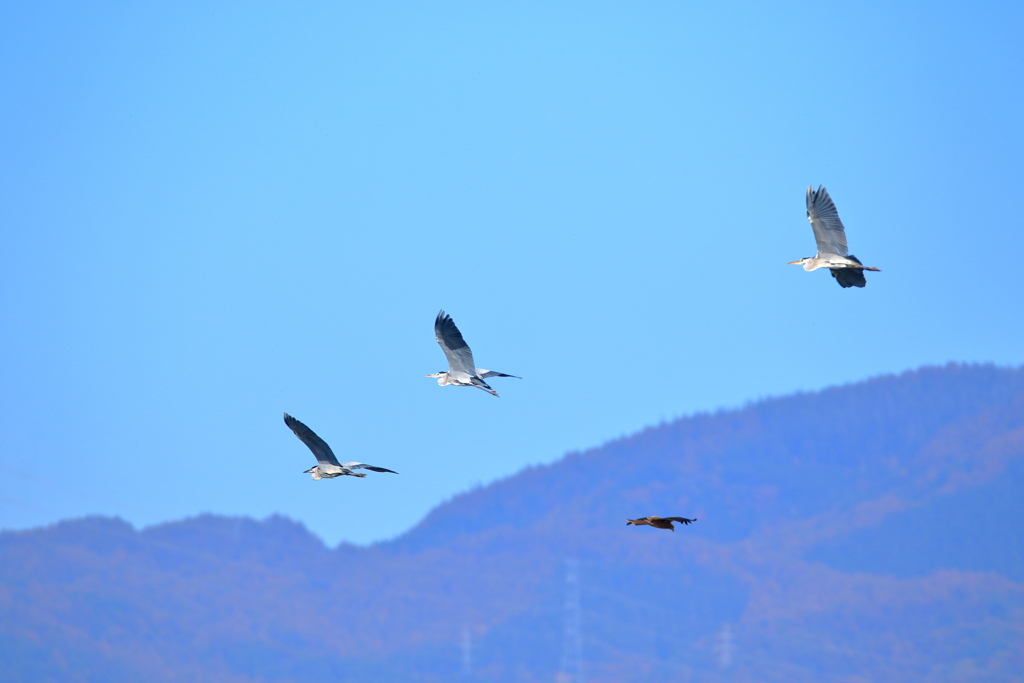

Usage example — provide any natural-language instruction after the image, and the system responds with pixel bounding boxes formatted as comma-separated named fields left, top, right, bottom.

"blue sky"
left=2, top=1, right=1022, bottom=545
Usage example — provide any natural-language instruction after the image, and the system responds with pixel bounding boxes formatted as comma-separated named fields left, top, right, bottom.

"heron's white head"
left=425, top=372, right=448, bottom=386
left=788, top=257, right=817, bottom=271
left=303, top=466, right=323, bottom=481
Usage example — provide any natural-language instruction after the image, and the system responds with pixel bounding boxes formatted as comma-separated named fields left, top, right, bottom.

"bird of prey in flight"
left=626, top=516, right=697, bottom=531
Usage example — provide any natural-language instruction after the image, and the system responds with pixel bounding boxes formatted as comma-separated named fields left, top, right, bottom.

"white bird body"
left=427, top=310, right=520, bottom=397
left=799, top=255, right=862, bottom=271
left=304, top=461, right=390, bottom=481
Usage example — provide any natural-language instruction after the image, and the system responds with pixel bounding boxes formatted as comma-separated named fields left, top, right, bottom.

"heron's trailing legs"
left=470, top=378, right=499, bottom=397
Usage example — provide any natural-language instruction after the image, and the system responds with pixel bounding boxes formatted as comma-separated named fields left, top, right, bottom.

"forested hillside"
left=2, top=364, right=1023, bottom=682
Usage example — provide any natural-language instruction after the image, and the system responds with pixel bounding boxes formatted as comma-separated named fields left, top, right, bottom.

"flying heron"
left=283, top=413, right=398, bottom=480
left=426, top=310, right=520, bottom=397
left=627, top=516, right=697, bottom=531
left=789, top=185, right=880, bottom=288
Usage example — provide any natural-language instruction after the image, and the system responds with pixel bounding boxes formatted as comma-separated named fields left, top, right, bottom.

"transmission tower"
left=461, top=626, right=472, bottom=676
left=716, top=623, right=734, bottom=671
left=558, top=559, right=585, bottom=683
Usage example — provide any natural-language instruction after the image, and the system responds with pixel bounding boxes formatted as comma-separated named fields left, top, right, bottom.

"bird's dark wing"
left=476, top=369, right=520, bottom=379
left=435, top=310, right=477, bottom=376
left=806, top=185, right=849, bottom=258
left=284, top=413, right=342, bottom=467
left=662, top=517, right=696, bottom=525
left=830, top=255, right=867, bottom=288
left=341, top=462, right=398, bottom=474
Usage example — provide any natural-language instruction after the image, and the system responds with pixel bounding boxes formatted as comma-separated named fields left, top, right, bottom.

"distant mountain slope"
left=2, top=364, right=1023, bottom=682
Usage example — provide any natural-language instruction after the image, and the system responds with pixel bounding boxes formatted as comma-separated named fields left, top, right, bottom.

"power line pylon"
left=558, top=559, right=584, bottom=683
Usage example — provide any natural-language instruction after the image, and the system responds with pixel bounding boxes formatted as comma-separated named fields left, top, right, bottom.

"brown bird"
left=626, top=516, right=696, bottom=531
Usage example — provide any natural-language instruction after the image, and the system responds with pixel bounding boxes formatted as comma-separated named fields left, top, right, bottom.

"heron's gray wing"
left=830, top=255, right=867, bottom=288
left=662, top=517, right=696, bottom=525
left=806, top=185, right=849, bottom=258
left=435, top=310, right=477, bottom=375
left=284, top=413, right=342, bottom=467
left=340, top=461, right=398, bottom=474
left=476, top=369, right=520, bottom=379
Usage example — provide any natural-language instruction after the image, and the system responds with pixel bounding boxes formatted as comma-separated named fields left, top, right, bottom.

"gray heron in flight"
left=283, top=413, right=398, bottom=480
left=426, top=310, right=520, bottom=397
left=627, top=516, right=697, bottom=531
left=789, top=185, right=880, bottom=288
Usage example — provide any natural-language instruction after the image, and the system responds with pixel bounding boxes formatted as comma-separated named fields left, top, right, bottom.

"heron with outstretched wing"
left=284, top=413, right=398, bottom=480
left=426, top=310, right=519, bottom=397
left=789, top=185, right=880, bottom=288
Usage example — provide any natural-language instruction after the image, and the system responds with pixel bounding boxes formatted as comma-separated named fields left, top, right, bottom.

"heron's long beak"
left=425, top=373, right=441, bottom=377
left=787, top=259, right=803, bottom=265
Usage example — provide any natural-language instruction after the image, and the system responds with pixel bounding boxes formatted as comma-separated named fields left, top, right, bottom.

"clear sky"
left=2, top=1, right=1022, bottom=546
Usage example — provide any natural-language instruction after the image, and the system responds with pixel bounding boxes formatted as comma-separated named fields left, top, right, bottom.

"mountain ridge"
left=2, top=363, right=1023, bottom=682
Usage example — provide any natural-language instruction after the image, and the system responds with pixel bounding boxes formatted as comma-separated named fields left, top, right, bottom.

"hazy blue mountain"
left=2, top=363, right=1023, bottom=682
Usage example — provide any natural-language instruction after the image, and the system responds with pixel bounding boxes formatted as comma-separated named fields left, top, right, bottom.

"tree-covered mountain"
left=2, top=363, right=1023, bottom=682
